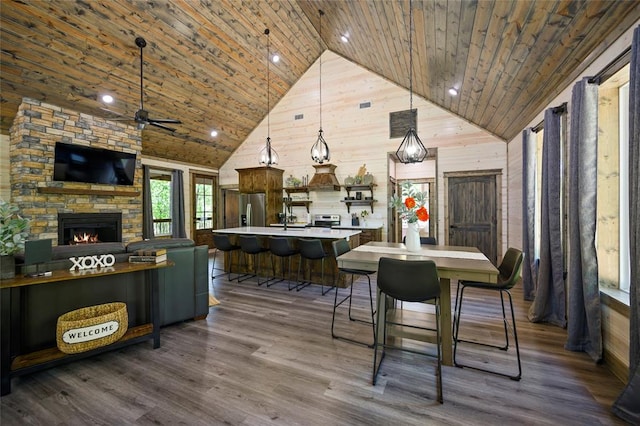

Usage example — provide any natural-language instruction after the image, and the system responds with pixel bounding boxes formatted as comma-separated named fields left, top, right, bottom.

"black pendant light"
left=259, top=28, right=279, bottom=166
left=396, top=0, right=428, bottom=164
left=311, top=9, right=330, bottom=164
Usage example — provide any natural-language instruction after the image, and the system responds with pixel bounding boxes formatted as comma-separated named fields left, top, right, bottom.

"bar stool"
left=331, top=239, right=376, bottom=347
left=268, top=237, right=299, bottom=290
left=453, top=247, right=524, bottom=380
left=237, top=235, right=270, bottom=285
left=211, top=234, right=241, bottom=281
left=297, top=238, right=334, bottom=295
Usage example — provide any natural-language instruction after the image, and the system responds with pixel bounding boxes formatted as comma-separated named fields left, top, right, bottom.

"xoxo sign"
left=69, top=254, right=116, bottom=271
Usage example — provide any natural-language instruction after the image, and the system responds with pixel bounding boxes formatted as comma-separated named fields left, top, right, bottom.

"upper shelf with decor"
left=341, top=184, right=377, bottom=213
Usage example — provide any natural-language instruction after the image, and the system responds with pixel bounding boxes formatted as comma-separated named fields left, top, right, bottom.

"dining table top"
left=337, top=241, right=499, bottom=283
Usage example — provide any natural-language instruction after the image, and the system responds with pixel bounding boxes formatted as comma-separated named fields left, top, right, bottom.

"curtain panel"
left=528, top=107, right=566, bottom=327
left=613, top=24, right=640, bottom=425
left=142, top=165, right=154, bottom=240
left=171, top=169, right=187, bottom=238
left=565, top=77, right=601, bottom=362
left=522, top=128, right=538, bottom=301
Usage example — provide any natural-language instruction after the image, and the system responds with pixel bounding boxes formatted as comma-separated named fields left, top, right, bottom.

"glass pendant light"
left=311, top=9, right=330, bottom=164
left=396, top=0, right=428, bottom=164
left=259, top=28, right=279, bottom=166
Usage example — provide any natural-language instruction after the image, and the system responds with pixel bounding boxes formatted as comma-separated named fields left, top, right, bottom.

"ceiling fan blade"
left=149, top=118, right=182, bottom=124
left=149, top=122, right=177, bottom=132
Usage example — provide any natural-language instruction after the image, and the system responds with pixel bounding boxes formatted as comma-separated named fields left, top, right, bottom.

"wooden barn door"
left=446, top=171, right=500, bottom=264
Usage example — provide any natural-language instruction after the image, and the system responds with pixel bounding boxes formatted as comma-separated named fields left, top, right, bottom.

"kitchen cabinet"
left=341, top=184, right=376, bottom=213
left=236, top=167, right=283, bottom=226
left=333, top=226, right=382, bottom=245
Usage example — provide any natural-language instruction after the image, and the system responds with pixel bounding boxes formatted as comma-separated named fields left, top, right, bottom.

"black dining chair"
left=453, top=247, right=524, bottom=381
left=331, top=239, right=376, bottom=347
left=402, top=235, right=437, bottom=245
left=268, top=237, right=300, bottom=290
left=373, top=257, right=443, bottom=403
left=211, top=234, right=241, bottom=281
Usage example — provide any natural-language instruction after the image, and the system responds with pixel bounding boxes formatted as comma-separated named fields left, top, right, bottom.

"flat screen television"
left=53, top=142, right=137, bottom=186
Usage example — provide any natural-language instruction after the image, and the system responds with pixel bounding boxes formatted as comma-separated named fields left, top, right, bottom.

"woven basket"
left=56, top=302, right=128, bottom=354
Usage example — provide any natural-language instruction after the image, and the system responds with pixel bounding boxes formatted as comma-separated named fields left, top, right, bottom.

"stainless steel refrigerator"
left=238, top=193, right=266, bottom=227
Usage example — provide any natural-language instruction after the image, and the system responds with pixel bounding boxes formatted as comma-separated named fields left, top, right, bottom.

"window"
left=149, top=169, right=173, bottom=236
left=194, top=175, right=214, bottom=230
left=597, top=64, right=630, bottom=293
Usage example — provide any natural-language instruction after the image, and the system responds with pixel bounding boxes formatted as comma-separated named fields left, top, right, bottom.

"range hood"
left=307, top=164, right=340, bottom=191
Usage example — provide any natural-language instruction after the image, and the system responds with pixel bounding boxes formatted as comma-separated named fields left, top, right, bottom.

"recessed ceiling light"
left=272, top=54, right=280, bottom=63
left=448, top=87, right=458, bottom=96
left=341, top=34, right=349, bottom=43
left=210, top=130, right=218, bottom=137
left=102, top=94, right=114, bottom=103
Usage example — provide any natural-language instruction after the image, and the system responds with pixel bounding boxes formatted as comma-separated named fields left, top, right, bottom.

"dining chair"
left=453, top=247, right=524, bottom=380
left=211, top=234, right=241, bottom=281
left=402, top=235, right=437, bottom=245
left=331, top=239, right=376, bottom=347
left=372, top=257, right=443, bottom=403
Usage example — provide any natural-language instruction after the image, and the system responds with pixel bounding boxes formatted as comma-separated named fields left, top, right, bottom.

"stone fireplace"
left=58, top=213, right=123, bottom=245
left=9, top=98, right=144, bottom=245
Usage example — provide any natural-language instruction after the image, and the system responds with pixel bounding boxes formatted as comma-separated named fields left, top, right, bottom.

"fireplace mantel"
left=38, top=187, right=140, bottom=197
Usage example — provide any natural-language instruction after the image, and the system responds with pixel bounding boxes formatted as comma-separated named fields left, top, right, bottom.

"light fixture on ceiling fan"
left=396, top=0, right=428, bottom=164
left=259, top=28, right=279, bottom=166
left=310, top=9, right=330, bottom=164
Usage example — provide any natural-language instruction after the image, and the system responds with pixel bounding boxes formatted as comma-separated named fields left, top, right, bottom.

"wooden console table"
left=0, top=261, right=171, bottom=396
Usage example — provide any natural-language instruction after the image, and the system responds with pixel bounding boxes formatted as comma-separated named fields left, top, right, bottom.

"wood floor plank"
left=0, top=255, right=627, bottom=425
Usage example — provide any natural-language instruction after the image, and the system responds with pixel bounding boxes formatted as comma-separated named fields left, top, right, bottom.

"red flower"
left=416, top=206, right=429, bottom=222
left=404, top=197, right=416, bottom=209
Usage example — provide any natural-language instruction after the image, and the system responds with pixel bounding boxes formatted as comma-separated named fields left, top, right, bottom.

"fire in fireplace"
left=58, top=213, right=122, bottom=245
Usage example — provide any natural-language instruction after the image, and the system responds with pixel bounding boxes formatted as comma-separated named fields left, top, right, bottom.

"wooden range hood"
left=307, top=164, right=340, bottom=191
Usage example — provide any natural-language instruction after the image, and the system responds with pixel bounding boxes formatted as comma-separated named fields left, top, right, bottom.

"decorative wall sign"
left=390, top=109, right=417, bottom=138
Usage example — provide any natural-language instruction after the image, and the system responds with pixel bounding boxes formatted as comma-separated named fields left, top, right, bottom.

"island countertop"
left=212, top=226, right=361, bottom=240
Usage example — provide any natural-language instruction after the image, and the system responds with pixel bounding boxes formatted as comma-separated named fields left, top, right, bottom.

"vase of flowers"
left=389, top=181, right=429, bottom=252
left=360, top=210, right=369, bottom=226
left=0, top=200, right=30, bottom=279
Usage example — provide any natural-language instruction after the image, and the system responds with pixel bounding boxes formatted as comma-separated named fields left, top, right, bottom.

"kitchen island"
left=212, top=227, right=361, bottom=288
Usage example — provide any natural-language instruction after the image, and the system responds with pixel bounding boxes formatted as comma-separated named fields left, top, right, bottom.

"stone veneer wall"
left=9, top=98, right=143, bottom=245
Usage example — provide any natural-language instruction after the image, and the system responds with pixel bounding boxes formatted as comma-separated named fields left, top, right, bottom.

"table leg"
left=440, top=277, right=452, bottom=366
left=1, top=288, right=11, bottom=396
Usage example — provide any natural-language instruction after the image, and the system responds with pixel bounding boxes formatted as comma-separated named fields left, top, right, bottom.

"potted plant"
left=0, top=199, right=29, bottom=279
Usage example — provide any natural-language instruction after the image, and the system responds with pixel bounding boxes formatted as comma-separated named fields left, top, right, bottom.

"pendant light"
left=396, top=0, right=428, bottom=164
left=311, top=9, right=330, bottom=164
left=259, top=28, right=279, bottom=166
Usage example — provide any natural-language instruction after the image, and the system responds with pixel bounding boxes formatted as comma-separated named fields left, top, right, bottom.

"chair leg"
left=321, top=258, right=335, bottom=296
left=331, top=273, right=374, bottom=347
left=435, top=299, right=443, bottom=404
left=453, top=285, right=522, bottom=381
left=372, top=294, right=387, bottom=385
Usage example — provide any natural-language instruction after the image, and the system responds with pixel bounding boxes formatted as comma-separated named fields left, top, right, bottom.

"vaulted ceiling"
left=2, top=1, right=639, bottom=169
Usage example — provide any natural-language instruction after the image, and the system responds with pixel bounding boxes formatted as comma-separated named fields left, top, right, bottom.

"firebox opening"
left=58, top=213, right=122, bottom=245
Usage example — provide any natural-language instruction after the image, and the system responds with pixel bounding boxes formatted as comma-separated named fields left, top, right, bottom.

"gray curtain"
left=171, top=169, right=186, bottom=238
left=565, top=77, right=601, bottom=361
left=613, top=24, right=640, bottom=425
left=528, top=107, right=566, bottom=327
left=142, top=165, right=154, bottom=239
left=522, top=128, right=538, bottom=301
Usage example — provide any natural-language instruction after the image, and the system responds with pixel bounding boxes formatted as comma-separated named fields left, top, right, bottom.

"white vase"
left=405, top=222, right=421, bottom=252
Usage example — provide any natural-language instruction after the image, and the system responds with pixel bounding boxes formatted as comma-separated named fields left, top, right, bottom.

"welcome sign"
left=62, top=320, right=120, bottom=344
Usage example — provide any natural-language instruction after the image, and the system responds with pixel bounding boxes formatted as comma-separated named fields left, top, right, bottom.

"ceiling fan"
left=104, top=37, right=181, bottom=132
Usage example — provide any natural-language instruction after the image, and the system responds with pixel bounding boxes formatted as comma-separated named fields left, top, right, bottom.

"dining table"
left=335, top=241, right=499, bottom=366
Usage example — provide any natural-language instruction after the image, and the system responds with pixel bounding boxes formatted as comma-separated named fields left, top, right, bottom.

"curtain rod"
left=588, top=46, right=631, bottom=84
left=531, top=102, right=567, bottom=132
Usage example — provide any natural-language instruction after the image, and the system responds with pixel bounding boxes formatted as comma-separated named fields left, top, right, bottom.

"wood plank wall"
left=219, top=51, right=503, bottom=240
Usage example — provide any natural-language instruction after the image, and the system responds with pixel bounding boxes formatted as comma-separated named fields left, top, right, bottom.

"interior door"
left=446, top=173, right=498, bottom=264
left=192, top=174, right=216, bottom=248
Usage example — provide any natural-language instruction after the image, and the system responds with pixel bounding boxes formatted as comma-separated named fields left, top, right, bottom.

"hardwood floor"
left=1, top=256, right=627, bottom=425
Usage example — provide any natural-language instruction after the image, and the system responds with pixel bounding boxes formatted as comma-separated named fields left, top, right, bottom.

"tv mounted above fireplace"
left=53, top=142, right=136, bottom=186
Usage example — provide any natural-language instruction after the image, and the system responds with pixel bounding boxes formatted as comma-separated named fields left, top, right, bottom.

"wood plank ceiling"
left=2, top=0, right=639, bottom=169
